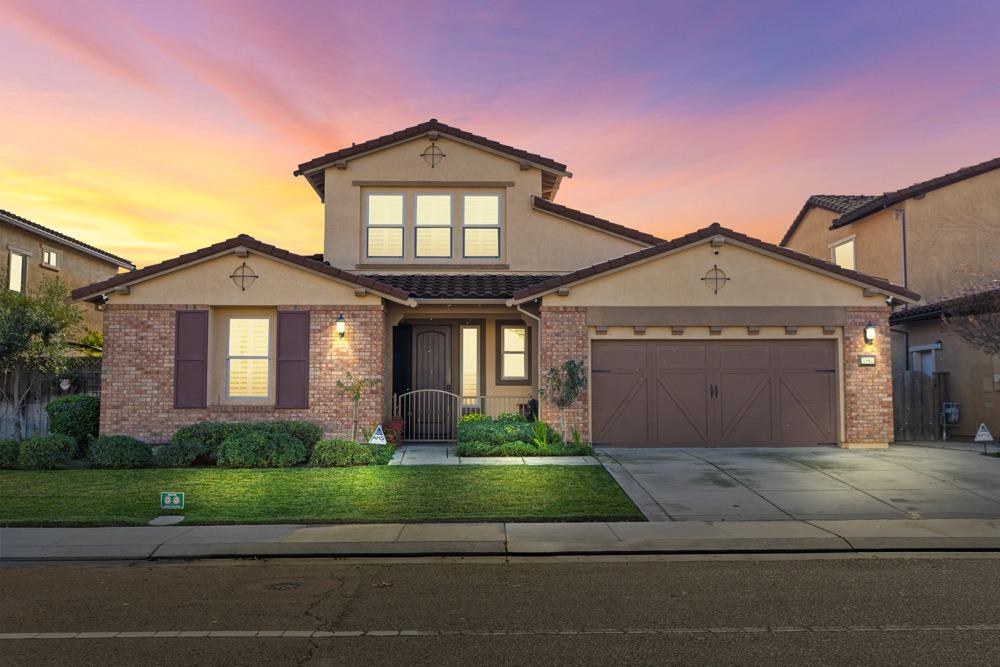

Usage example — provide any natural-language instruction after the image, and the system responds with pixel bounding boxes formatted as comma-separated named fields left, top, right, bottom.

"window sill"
left=40, top=263, right=59, bottom=272
left=356, top=262, right=509, bottom=270
left=208, top=404, right=275, bottom=413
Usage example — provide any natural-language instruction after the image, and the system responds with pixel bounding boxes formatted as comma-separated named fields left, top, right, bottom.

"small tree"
left=335, top=371, right=381, bottom=442
left=0, top=277, right=83, bottom=439
left=942, top=277, right=1000, bottom=357
left=542, top=359, right=588, bottom=441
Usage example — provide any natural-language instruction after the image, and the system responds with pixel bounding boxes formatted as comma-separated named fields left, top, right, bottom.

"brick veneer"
left=539, top=306, right=590, bottom=441
left=101, top=304, right=386, bottom=442
left=842, top=306, right=894, bottom=447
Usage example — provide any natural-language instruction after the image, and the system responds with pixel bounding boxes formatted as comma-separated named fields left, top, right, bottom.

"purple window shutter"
left=174, top=310, right=208, bottom=408
left=276, top=311, right=310, bottom=409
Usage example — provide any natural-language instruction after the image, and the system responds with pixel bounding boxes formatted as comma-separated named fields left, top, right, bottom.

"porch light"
left=864, top=321, right=876, bottom=344
left=336, top=312, right=347, bottom=338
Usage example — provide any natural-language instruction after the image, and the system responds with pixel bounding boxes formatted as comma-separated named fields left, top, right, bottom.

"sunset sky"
left=1, top=0, right=998, bottom=268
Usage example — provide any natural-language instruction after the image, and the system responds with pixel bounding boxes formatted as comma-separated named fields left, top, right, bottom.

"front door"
left=411, top=325, right=454, bottom=439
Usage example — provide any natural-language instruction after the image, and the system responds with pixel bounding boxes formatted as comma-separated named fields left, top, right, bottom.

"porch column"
left=539, top=306, right=590, bottom=441
left=842, top=306, right=893, bottom=448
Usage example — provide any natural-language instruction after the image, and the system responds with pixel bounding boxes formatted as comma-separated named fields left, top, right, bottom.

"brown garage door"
left=591, top=340, right=838, bottom=447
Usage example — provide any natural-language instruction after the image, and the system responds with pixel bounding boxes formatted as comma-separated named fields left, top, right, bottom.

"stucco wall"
left=1, top=221, right=125, bottom=333
left=321, top=136, right=645, bottom=272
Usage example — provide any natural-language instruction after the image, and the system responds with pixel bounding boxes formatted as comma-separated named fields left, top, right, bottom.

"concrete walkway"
left=4, top=518, right=1000, bottom=560
left=597, top=445, right=1000, bottom=522
left=389, top=445, right=598, bottom=466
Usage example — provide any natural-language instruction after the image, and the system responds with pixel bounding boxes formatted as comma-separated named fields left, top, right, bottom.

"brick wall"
left=539, top=306, right=590, bottom=441
left=843, top=306, right=894, bottom=446
left=101, top=304, right=386, bottom=443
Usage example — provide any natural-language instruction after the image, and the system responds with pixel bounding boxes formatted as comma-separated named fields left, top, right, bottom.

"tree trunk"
left=560, top=409, right=567, bottom=444
left=352, top=401, right=359, bottom=442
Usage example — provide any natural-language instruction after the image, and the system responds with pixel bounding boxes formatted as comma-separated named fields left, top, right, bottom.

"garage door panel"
left=592, top=372, right=649, bottom=445
left=776, top=343, right=834, bottom=370
left=655, top=344, right=708, bottom=370
left=720, top=373, right=772, bottom=444
left=654, top=373, right=710, bottom=445
left=719, top=344, right=772, bottom=370
left=778, top=374, right=836, bottom=443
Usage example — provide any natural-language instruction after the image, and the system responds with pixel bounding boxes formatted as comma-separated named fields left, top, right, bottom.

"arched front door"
left=411, top=325, right=454, bottom=439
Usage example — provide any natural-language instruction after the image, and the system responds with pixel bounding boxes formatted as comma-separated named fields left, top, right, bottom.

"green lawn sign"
left=160, top=491, right=185, bottom=510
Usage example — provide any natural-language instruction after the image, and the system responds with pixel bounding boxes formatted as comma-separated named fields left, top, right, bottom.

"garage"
left=591, top=340, right=838, bottom=447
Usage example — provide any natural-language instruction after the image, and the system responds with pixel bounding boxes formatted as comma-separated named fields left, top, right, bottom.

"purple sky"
left=1, top=0, right=998, bottom=266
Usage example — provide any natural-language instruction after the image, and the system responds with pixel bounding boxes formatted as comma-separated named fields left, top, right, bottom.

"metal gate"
left=393, top=389, right=460, bottom=442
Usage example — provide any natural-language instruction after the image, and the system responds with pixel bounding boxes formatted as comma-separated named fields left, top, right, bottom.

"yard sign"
left=160, top=492, right=185, bottom=510
left=975, top=423, right=994, bottom=443
left=369, top=425, right=388, bottom=446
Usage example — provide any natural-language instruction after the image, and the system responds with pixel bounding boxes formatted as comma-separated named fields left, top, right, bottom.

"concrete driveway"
left=597, top=445, right=1000, bottom=522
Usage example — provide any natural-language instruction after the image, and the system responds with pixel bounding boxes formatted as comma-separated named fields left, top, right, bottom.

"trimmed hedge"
left=89, top=435, right=153, bottom=469
left=310, top=439, right=394, bottom=467
left=216, top=428, right=307, bottom=468
left=45, top=394, right=100, bottom=456
left=18, top=435, right=75, bottom=469
left=0, top=439, right=19, bottom=468
left=160, top=420, right=324, bottom=467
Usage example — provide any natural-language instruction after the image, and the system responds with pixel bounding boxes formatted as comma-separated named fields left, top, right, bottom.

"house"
left=781, top=158, right=1000, bottom=439
left=72, top=119, right=918, bottom=448
left=2, top=208, right=135, bottom=334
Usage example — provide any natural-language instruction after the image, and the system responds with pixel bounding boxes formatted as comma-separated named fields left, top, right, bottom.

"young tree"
left=942, top=278, right=1000, bottom=357
left=335, top=371, right=381, bottom=442
left=0, top=277, right=83, bottom=439
left=542, top=359, right=588, bottom=441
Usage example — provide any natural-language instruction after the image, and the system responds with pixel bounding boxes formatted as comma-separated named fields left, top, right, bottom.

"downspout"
left=890, top=207, right=908, bottom=288
left=516, top=303, right=542, bottom=397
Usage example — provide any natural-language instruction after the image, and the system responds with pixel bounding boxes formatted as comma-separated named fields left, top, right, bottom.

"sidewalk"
left=388, top=445, right=598, bottom=466
left=4, top=518, right=1000, bottom=561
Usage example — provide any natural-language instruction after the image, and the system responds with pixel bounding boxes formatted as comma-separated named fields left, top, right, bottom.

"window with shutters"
left=226, top=317, right=271, bottom=399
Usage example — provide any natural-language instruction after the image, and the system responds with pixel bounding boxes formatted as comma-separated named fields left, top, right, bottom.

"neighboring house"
left=781, top=157, right=1000, bottom=439
left=74, top=119, right=917, bottom=448
left=1, top=208, right=134, bottom=334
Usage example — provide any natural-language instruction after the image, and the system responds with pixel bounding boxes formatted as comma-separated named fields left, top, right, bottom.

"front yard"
left=0, top=465, right=642, bottom=526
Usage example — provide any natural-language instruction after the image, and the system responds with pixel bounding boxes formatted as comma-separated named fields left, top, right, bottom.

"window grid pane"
left=463, top=195, right=499, bottom=226
left=228, top=359, right=270, bottom=398
left=503, top=326, right=526, bottom=353
left=415, top=195, right=451, bottom=226
left=368, top=227, right=404, bottom=258
left=416, top=227, right=451, bottom=258
left=833, top=240, right=855, bottom=271
left=367, top=195, right=404, bottom=227
left=502, top=353, right=527, bottom=379
left=463, top=228, right=499, bottom=258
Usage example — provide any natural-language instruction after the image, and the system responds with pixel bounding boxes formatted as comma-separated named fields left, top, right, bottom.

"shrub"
left=45, top=394, right=100, bottom=456
left=89, top=435, right=153, bottom=469
left=262, top=421, right=324, bottom=450
left=494, top=441, right=539, bottom=457
left=459, top=413, right=492, bottom=424
left=0, top=439, right=19, bottom=468
left=453, top=440, right=494, bottom=457
left=162, top=421, right=234, bottom=466
left=216, top=428, right=307, bottom=468
left=18, top=434, right=75, bottom=469
left=311, top=439, right=377, bottom=467
left=382, top=418, right=405, bottom=446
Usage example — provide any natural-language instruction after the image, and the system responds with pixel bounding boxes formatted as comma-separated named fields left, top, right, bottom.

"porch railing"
left=392, top=391, right=534, bottom=442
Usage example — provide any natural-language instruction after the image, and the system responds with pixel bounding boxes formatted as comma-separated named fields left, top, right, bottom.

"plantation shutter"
left=174, top=310, right=208, bottom=408
left=276, top=311, right=310, bottom=408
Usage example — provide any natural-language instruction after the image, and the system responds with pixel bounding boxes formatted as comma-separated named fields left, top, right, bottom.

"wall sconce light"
left=864, top=321, right=876, bottom=344
left=335, top=312, right=347, bottom=338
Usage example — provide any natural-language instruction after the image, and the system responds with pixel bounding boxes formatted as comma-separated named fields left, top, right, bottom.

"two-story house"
left=74, top=120, right=918, bottom=448
left=781, top=158, right=1000, bottom=439
left=2, top=208, right=134, bottom=335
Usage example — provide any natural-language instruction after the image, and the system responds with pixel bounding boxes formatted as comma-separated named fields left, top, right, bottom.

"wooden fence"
left=0, top=358, right=102, bottom=439
left=893, top=370, right=949, bottom=442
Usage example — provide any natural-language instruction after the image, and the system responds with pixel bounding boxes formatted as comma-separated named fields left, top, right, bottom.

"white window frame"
left=7, top=248, right=27, bottom=292
left=365, top=193, right=405, bottom=259
left=40, top=246, right=58, bottom=270
left=462, top=194, right=502, bottom=259
left=414, top=193, right=453, bottom=259
left=829, top=235, right=856, bottom=271
left=225, top=316, right=272, bottom=400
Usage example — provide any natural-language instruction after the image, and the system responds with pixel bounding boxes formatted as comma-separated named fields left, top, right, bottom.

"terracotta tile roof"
left=779, top=194, right=877, bottom=246
left=71, top=235, right=411, bottom=302
left=367, top=273, right=558, bottom=300
left=512, top=222, right=920, bottom=302
left=294, top=119, right=570, bottom=200
left=831, top=155, right=1000, bottom=229
left=531, top=196, right=664, bottom=245
left=0, top=208, right=134, bottom=269
left=890, top=281, right=1000, bottom=323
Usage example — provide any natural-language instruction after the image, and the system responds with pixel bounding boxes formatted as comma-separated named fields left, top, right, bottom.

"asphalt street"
left=3, top=555, right=1000, bottom=665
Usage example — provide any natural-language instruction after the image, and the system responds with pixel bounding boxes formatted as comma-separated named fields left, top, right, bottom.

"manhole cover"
left=266, top=582, right=303, bottom=591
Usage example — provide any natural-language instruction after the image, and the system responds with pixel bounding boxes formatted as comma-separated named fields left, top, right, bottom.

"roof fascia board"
left=531, top=204, right=652, bottom=247
left=1, top=215, right=134, bottom=269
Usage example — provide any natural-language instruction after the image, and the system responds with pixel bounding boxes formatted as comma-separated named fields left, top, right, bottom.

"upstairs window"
left=463, top=194, right=500, bottom=258
left=7, top=250, right=26, bottom=292
left=366, top=194, right=404, bottom=258
left=831, top=237, right=855, bottom=271
left=226, top=317, right=271, bottom=399
left=415, top=194, right=452, bottom=258
left=41, top=247, right=58, bottom=269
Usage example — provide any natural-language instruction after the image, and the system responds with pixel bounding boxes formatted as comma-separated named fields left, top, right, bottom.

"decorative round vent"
left=701, top=265, right=730, bottom=294
left=420, top=142, right=445, bottom=168
left=230, top=262, right=258, bottom=291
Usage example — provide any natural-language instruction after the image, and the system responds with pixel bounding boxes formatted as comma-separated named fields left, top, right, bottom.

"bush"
left=18, top=434, right=75, bottom=469
left=311, top=439, right=374, bottom=467
left=261, top=421, right=324, bottom=450
left=45, top=394, right=100, bottom=456
left=161, top=422, right=234, bottom=467
left=89, top=435, right=153, bottom=468
left=382, top=418, right=405, bottom=445
left=216, top=428, right=307, bottom=468
left=459, top=413, right=492, bottom=424
left=0, top=439, right=19, bottom=468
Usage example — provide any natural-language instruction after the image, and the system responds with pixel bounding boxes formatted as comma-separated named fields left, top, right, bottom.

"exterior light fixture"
left=864, top=321, right=876, bottom=344
left=336, top=312, right=346, bottom=338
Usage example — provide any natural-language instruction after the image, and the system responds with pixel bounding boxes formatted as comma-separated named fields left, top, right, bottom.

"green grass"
left=0, top=466, right=643, bottom=526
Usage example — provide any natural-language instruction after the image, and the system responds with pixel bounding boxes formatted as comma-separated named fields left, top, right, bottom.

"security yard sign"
left=975, top=423, right=994, bottom=443
left=369, top=425, right=388, bottom=446
left=160, top=492, right=185, bottom=510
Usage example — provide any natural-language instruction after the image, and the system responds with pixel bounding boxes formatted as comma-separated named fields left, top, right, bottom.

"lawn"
left=0, top=466, right=642, bottom=526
